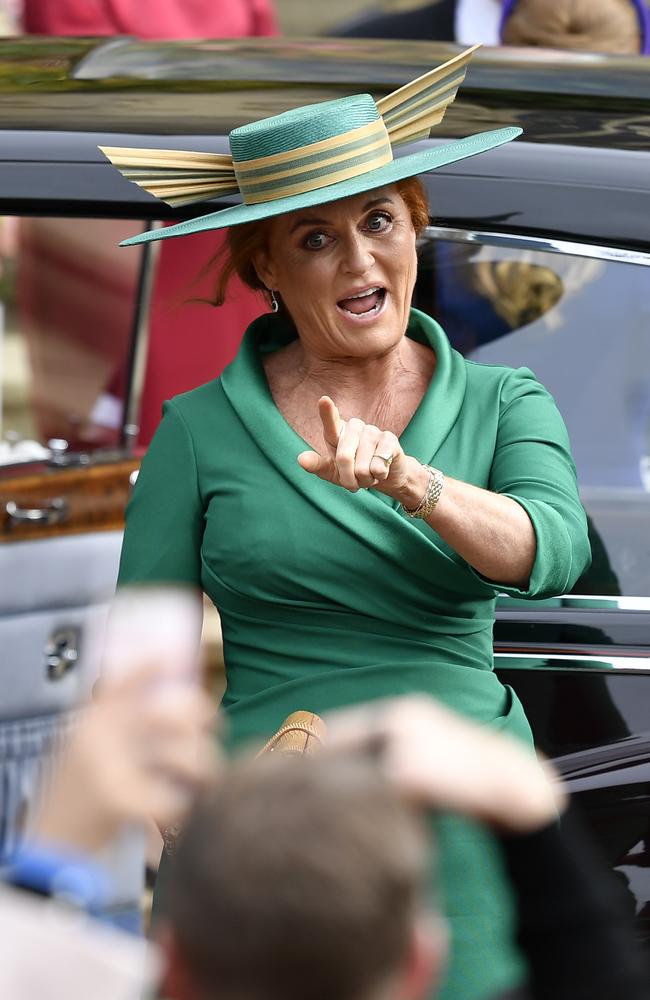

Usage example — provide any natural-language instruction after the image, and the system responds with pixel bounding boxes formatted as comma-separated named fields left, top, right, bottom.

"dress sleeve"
left=118, top=400, right=204, bottom=587
left=475, top=367, right=591, bottom=599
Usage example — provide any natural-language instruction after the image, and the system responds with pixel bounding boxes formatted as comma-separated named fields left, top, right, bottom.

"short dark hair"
left=169, top=752, right=427, bottom=1000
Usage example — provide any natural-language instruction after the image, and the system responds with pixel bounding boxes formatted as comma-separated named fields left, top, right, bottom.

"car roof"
left=3, top=36, right=650, bottom=141
left=2, top=37, right=649, bottom=250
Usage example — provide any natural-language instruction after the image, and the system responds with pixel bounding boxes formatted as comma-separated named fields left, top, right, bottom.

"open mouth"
left=336, top=286, right=387, bottom=318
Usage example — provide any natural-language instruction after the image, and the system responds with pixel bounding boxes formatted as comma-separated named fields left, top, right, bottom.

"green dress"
left=119, top=308, right=590, bottom=1000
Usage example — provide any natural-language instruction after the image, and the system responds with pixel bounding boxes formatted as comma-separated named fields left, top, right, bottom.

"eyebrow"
left=288, top=196, right=394, bottom=234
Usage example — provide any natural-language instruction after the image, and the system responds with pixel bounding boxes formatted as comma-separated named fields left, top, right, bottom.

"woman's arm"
left=299, top=369, right=590, bottom=593
left=118, top=399, right=204, bottom=588
left=395, top=462, right=536, bottom=587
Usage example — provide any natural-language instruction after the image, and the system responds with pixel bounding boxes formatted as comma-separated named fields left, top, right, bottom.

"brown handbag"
left=163, top=711, right=326, bottom=856
left=256, top=710, right=327, bottom=757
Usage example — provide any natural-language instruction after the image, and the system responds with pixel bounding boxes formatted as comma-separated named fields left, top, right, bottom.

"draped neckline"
left=220, top=307, right=468, bottom=515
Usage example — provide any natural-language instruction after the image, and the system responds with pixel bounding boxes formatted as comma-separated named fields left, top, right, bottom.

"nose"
left=340, top=231, right=374, bottom=275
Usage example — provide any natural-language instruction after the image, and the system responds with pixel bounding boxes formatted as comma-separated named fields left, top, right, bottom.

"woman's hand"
left=30, top=665, right=219, bottom=854
left=297, top=396, right=536, bottom=588
left=325, top=696, right=565, bottom=834
left=297, top=395, right=420, bottom=497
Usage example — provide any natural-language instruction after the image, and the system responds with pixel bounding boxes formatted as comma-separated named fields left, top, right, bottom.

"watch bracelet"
left=402, top=465, right=445, bottom=519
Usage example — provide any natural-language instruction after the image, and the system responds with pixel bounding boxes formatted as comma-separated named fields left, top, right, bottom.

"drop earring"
left=270, top=289, right=279, bottom=314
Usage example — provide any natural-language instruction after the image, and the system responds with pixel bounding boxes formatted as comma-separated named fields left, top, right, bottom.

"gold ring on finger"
left=374, top=453, right=394, bottom=468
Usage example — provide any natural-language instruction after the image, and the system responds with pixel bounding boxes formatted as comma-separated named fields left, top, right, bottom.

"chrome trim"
left=497, top=594, right=650, bottom=611
left=45, top=626, right=80, bottom=681
left=496, top=653, right=650, bottom=672
left=5, top=497, right=68, bottom=528
left=570, top=595, right=650, bottom=610
left=121, top=223, right=163, bottom=451
left=420, top=226, right=650, bottom=267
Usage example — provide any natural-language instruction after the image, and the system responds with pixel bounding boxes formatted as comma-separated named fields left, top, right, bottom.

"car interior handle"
left=45, top=626, right=80, bottom=681
left=5, top=497, right=68, bottom=527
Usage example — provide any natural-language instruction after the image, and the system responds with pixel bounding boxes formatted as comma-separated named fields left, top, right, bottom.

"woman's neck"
left=264, top=334, right=435, bottom=445
left=300, top=337, right=429, bottom=406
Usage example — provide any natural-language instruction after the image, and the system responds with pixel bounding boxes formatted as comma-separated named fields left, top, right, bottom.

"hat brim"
left=120, top=127, right=521, bottom=247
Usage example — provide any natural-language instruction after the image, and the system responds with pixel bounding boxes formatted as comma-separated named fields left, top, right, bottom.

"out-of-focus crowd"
left=0, top=0, right=648, bottom=53
left=1, top=586, right=647, bottom=1000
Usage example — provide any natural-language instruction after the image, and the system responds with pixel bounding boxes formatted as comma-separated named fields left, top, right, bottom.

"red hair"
left=205, top=176, right=430, bottom=308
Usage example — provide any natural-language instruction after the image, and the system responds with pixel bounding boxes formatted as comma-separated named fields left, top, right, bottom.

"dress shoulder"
left=463, top=358, right=559, bottom=417
left=161, top=375, right=237, bottom=443
left=169, top=375, right=228, bottom=415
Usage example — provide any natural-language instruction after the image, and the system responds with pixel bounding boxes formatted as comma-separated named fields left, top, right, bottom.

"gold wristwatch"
left=402, top=465, right=445, bottom=519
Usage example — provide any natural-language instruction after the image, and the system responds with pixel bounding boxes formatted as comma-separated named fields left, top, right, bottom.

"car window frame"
left=415, top=225, right=650, bottom=673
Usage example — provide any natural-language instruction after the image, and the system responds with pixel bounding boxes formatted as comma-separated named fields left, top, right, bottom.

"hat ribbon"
left=99, top=44, right=479, bottom=209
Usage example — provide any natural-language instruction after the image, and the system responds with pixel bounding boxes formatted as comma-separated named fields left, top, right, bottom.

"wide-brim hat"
left=100, top=45, right=521, bottom=248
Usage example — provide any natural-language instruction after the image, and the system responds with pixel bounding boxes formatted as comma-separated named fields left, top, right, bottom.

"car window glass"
left=0, top=216, right=142, bottom=462
left=414, top=239, right=650, bottom=598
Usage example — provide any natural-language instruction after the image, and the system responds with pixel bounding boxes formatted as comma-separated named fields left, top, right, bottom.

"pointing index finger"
left=319, top=396, right=344, bottom=448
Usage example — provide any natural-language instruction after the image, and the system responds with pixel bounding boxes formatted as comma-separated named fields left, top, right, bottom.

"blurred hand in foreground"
left=325, top=696, right=566, bottom=833
left=30, top=665, right=219, bottom=854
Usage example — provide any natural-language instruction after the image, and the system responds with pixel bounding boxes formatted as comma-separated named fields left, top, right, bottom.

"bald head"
left=502, top=0, right=642, bottom=54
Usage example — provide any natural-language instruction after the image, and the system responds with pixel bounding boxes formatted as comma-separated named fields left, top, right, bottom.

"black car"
left=1, top=36, right=649, bottom=951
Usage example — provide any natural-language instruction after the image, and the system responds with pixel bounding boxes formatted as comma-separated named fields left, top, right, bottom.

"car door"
left=0, top=210, right=150, bottom=925
left=414, top=226, right=650, bottom=954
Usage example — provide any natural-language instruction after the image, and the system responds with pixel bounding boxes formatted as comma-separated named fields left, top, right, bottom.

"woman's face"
left=253, top=184, right=418, bottom=362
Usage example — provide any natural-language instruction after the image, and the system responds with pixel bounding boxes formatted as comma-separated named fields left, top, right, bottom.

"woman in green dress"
left=110, top=47, right=590, bottom=1000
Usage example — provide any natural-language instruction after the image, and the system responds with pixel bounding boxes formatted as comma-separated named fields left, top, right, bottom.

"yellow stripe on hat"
left=99, top=145, right=239, bottom=206
left=236, top=134, right=390, bottom=188
left=243, top=149, right=394, bottom=205
left=233, top=118, right=385, bottom=173
left=378, top=44, right=479, bottom=116
left=100, top=147, right=235, bottom=171
left=377, top=44, right=479, bottom=147
left=130, top=181, right=239, bottom=207
left=387, top=115, right=446, bottom=148
left=235, top=118, right=393, bottom=205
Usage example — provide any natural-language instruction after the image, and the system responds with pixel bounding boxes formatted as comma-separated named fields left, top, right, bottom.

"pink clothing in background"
left=23, top=0, right=277, bottom=38
left=22, top=0, right=278, bottom=447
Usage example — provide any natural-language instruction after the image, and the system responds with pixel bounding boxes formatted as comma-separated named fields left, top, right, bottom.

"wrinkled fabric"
left=119, top=308, right=590, bottom=1000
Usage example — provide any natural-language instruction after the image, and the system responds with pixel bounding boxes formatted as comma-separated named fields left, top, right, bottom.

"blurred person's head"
left=501, top=0, right=645, bottom=54
left=162, top=752, right=444, bottom=1000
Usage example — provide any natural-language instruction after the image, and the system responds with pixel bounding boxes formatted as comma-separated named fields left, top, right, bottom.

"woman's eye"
left=305, top=231, right=330, bottom=250
left=366, top=212, right=392, bottom=232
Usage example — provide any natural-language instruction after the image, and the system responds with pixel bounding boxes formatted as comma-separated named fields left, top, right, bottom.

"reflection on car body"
left=415, top=233, right=650, bottom=597
left=0, top=36, right=649, bottom=959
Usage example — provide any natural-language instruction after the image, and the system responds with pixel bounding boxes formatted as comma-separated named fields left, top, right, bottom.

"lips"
left=337, top=285, right=386, bottom=316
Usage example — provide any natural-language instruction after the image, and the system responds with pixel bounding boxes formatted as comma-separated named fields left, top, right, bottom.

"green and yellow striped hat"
left=100, top=45, right=521, bottom=247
